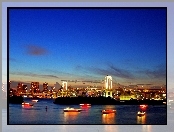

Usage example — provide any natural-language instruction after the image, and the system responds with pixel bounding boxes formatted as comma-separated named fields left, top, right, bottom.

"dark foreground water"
left=8, top=98, right=166, bottom=125
left=3, top=108, right=174, bottom=132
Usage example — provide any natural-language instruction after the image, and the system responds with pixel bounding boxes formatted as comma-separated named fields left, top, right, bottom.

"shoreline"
left=7, top=96, right=167, bottom=105
left=53, top=96, right=166, bottom=105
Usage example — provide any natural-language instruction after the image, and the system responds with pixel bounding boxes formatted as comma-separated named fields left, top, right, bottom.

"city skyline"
left=9, top=7, right=166, bottom=87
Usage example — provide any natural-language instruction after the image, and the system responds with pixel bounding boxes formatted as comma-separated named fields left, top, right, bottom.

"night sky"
left=9, top=8, right=166, bottom=87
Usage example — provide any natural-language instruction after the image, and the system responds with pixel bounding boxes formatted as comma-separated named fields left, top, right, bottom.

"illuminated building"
left=62, top=81, right=67, bottom=91
left=43, top=82, right=48, bottom=93
left=22, top=85, right=27, bottom=93
left=17, top=83, right=23, bottom=93
left=30, top=82, right=40, bottom=94
left=104, top=75, right=113, bottom=97
left=9, top=88, right=17, bottom=97
left=105, top=75, right=112, bottom=90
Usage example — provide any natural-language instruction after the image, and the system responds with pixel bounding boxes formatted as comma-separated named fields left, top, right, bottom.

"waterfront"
left=8, top=98, right=166, bottom=125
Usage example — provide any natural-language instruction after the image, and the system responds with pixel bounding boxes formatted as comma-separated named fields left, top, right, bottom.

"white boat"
left=79, top=103, right=91, bottom=106
left=137, top=111, right=145, bottom=116
left=79, top=104, right=91, bottom=107
left=63, top=107, right=82, bottom=112
left=32, top=99, right=38, bottom=102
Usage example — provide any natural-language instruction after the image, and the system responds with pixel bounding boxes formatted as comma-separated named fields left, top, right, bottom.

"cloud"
left=42, top=75, right=59, bottom=79
left=74, top=65, right=83, bottom=71
left=138, top=64, right=166, bottom=79
left=114, top=64, right=166, bottom=85
left=74, top=63, right=166, bottom=85
left=43, top=69, right=75, bottom=77
left=76, top=64, right=135, bottom=80
left=25, top=44, right=48, bottom=56
left=44, top=68, right=96, bottom=81
left=10, top=72, right=59, bottom=79
left=109, top=65, right=134, bottom=79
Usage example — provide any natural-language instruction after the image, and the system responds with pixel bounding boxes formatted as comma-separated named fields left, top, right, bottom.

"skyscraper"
left=30, top=82, right=39, bottom=94
left=43, top=82, right=48, bottom=93
left=17, top=83, right=23, bottom=93
left=22, top=85, right=27, bottom=93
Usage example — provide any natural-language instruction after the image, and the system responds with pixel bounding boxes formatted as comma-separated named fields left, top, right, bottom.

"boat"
left=79, top=103, right=91, bottom=106
left=22, top=102, right=34, bottom=106
left=137, top=111, right=145, bottom=116
left=163, top=101, right=166, bottom=104
left=102, top=109, right=116, bottom=114
left=63, top=107, right=82, bottom=112
left=140, top=104, right=148, bottom=108
left=80, top=103, right=91, bottom=108
left=32, top=99, right=38, bottom=102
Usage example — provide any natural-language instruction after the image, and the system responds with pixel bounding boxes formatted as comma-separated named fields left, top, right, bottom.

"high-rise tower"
left=105, top=75, right=112, bottom=90
left=43, top=82, right=48, bottom=92
left=30, top=82, right=39, bottom=94
left=104, top=75, right=113, bottom=97
left=62, top=81, right=67, bottom=91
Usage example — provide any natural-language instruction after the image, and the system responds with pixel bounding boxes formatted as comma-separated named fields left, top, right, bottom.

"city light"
left=7, top=75, right=166, bottom=101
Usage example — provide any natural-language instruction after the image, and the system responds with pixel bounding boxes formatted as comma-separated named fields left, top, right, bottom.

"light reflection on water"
left=102, top=113, right=116, bottom=124
left=8, top=99, right=167, bottom=124
left=64, top=112, right=80, bottom=123
left=2, top=107, right=174, bottom=132
left=137, top=115, right=146, bottom=124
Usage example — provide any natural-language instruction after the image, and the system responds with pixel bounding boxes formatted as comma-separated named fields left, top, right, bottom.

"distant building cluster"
left=8, top=75, right=166, bottom=100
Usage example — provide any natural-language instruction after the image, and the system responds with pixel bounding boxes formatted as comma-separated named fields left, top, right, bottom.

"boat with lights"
left=22, top=102, right=34, bottom=106
left=79, top=104, right=91, bottom=106
left=102, top=109, right=116, bottom=114
left=140, top=104, right=148, bottom=108
left=32, top=99, right=38, bottom=102
left=137, top=111, right=145, bottom=116
left=63, top=107, right=82, bottom=112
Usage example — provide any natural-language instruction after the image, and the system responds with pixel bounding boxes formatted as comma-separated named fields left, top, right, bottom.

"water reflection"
left=102, top=113, right=116, bottom=124
left=64, top=112, right=80, bottom=122
left=22, top=105, right=34, bottom=109
left=137, top=115, right=146, bottom=124
left=4, top=108, right=174, bottom=131
left=103, top=105, right=116, bottom=109
left=9, top=101, right=166, bottom=124
left=102, top=105, right=117, bottom=124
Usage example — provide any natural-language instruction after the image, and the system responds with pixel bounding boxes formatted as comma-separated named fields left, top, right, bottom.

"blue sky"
left=9, top=8, right=166, bottom=87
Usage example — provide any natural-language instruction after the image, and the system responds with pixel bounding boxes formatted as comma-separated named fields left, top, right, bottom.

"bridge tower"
left=104, top=75, right=113, bottom=97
